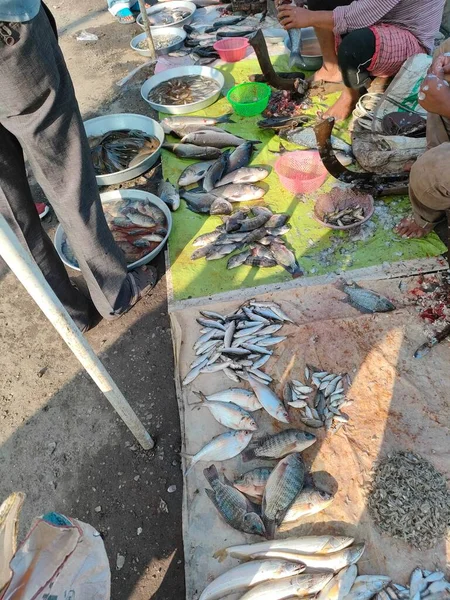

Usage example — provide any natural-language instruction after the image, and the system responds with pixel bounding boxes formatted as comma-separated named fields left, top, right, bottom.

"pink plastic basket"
left=274, top=150, right=328, bottom=194
left=213, top=37, right=249, bottom=62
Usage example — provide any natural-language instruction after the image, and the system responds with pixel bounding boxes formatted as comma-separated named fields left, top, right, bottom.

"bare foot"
left=311, top=66, right=343, bottom=84
left=395, top=216, right=434, bottom=238
left=324, top=89, right=359, bottom=121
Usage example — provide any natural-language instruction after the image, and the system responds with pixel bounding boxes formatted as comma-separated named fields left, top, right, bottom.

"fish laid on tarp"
left=227, top=141, right=258, bottom=172
left=204, top=151, right=229, bottom=192
left=194, top=388, right=261, bottom=411
left=181, top=130, right=258, bottom=148
left=158, top=179, right=180, bottom=211
left=270, top=242, right=303, bottom=278
left=234, top=467, right=273, bottom=503
left=199, top=560, right=304, bottom=600
left=262, top=453, right=305, bottom=538
left=249, top=543, right=366, bottom=572
left=178, top=160, right=215, bottom=187
left=214, top=535, right=355, bottom=562
left=163, top=143, right=222, bottom=160
left=247, top=375, right=290, bottom=424
left=216, top=166, right=270, bottom=187
left=286, top=127, right=353, bottom=155
left=194, top=398, right=258, bottom=431
left=242, top=429, right=316, bottom=461
left=160, top=114, right=234, bottom=134
left=204, top=464, right=266, bottom=536
left=336, top=280, right=395, bottom=314
left=279, top=486, right=335, bottom=530
left=213, top=183, right=265, bottom=202
left=345, top=575, right=391, bottom=600
left=316, top=565, right=358, bottom=600
left=238, top=572, right=334, bottom=600
left=184, top=430, right=253, bottom=475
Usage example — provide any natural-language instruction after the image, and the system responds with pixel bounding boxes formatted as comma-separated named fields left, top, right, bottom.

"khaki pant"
left=409, top=39, right=450, bottom=227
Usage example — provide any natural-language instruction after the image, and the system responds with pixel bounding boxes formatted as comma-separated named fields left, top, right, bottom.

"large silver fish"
left=199, top=560, right=304, bottom=600
left=163, top=143, right=222, bottom=160
left=158, top=179, right=180, bottom=211
left=160, top=113, right=233, bottom=134
left=242, top=428, right=315, bottom=462
left=286, top=127, right=353, bottom=154
left=195, top=399, right=258, bottom=431
left=345, top=575, right=391, bottom=600
left=181, top=130, right=257, bottom=148
left=238, top=572, right=334, bottom=600
left=336, top=280, right=396, bottom=314
left=194, top=388, right=261, bottom=411
left=204, top=151, right=229, bottom=192
left=204, top=464, right=266, bottom=536
left=247, top=375, right=290, bottom=424
left=216, top=166, right=270, bottom=187
left=227, top=141, right=257, bottom=172
left=262, top=453, right=305, bottom=539
left=178, top=160, right=215, bottom=187
left=213, top=183, right=265, bottom=202
left=185, top=430, right=253, bottom=475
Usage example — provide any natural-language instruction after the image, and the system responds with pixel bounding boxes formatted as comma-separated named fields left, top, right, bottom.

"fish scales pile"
left=191, top=206, right=302, bottom=277
left=284, top=365, right=351, bottom=431
left=89, top=129, right=159, bottom=175
left=368, top=451, right=450, bottom=550
left=183, top=299, right=294, bottom=386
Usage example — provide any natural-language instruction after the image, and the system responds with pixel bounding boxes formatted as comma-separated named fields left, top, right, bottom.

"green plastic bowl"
left=226, top=82, right=271, bottom=117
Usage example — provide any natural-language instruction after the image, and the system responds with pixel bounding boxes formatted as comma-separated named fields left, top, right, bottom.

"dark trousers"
left=308, top=0, right=376, bottom=89
left=0, top=6, right=131, bottom=328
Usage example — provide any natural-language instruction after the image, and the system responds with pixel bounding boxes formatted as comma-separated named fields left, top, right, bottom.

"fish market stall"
left=170, top=276, right=450, bottom=599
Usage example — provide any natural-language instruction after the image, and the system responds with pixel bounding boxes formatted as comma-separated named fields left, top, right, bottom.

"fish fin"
left=289, top=53, right=307, bottom=70
left=192, top=391, right=207, bottom=403
left=203, top=464, right=220, bottom=486
left=223, top=474, right=234, bottom=487
left=348, top=300, right=374, bottom=315
left=217, top=113, right=235, bottom=124
left=212, top=547, right=227, bottom=562
left=241, top=448, right=256, bottom=462
left=183, top=457, right=194, bottom=477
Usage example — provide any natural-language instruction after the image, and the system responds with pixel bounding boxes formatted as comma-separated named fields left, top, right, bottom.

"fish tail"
left=203, top=464, right=220, bottom=486
left=183, top=458, right=194, bottom=477
left=217, top=113, right=235, bottom=124
left=192, top=391, right=207, bottom=404
left=263, top=518, right=277, bottom=540
left=241, top=448, right=256, bottom=462
left=289, top=263, right=304, bottom=279
left=288, top=53, right=306, bottom=70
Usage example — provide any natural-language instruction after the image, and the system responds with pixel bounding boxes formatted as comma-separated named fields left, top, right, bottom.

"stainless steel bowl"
left=285, top=26, right=323, bottom=71
left=141, top=65, right=225, bottom=115
left=136, top=1, right=196, bottom=30
left=54, top=190, right=173, bottom=272
left=84, top=113, right=165, bottom=186
left=131, top=28, right=187, bottom=57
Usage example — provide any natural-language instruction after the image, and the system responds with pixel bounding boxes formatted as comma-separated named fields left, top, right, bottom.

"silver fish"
left=345, top=576, right=391, bottom=600
left=317, top=565, right=358, bottom=600
left=238, top=572, right=334, bottom=600
left=204, top=464, right=265, bottom=536
left=194, top=388, right=261, bottom=411
left=158, top=179, right=180, bottom=211
left=195, top=399, right=257, bottom=430
left=160, top=114, right=233, bottom=134
left=336, top=280, right=396, bottom=314
left=247, top=375, right=290, bottom=424
left=213, top=183, right=266, bottom=202
left=204, top=151, right=229, bottom=192
left=163, top=143, right=222, bottom=160
left=286, top=127, right=353, bottom=154
left=183, top=357, right=208, bottom=385
left=199, top=560, right=304, bottom=600
left=262, top=453, right=305, bottom=539
left=178, top=160, right=215, bottom=186
left=248, top=300, right=294, bottom=323
left=226, top=141, right=257, bottom=172
left=216, top=166, right=270, bottom=187
left=181, top=130, right=256, bottom=148
left=280, top=486, right=335, bottom=531
left=185, top=430, right=253, bottom=475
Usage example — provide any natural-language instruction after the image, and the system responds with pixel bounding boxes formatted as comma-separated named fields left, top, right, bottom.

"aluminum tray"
left=136, top=1, right=196, bottom=30
left=131, top=28, right=187, bottom=57
left=141, top=65, right=225, bottom=115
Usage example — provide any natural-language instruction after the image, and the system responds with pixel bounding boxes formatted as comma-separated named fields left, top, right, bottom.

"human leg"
left=0, top=7, right=154, bottom=319
left=396, top=144, right=450, bottom=238
left=307, top=0, right=352, bottom=83
left=107, top=0, right=135, bottom=23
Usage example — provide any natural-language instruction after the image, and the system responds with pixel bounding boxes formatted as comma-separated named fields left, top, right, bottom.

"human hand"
left=275, top=0, right=291, bottom=8
left=277, top=5, right=311, bottom=29
left=429, top=53, right=450, bottom=78
left=418, top=73, right=450, bottom=115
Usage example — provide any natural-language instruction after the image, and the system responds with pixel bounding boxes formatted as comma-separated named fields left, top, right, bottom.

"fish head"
left=280, top=561, right=306, bottom=577
left=247, top=418, right=258, bottom=431
left=315, top=489, right=333, bottom=503
left=242, top=512, right=266, bottom=536
left=296, top=430, right=316, bottom=444
left=276, top=406, right=290, bottom=424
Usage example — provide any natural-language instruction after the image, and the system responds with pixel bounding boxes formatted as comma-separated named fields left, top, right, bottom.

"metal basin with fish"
left=141, top=66, right=225, bottom=115
left=54, top=190, right=173, bottom=272
left=136, top=1, right=196, bottom=30
left=284, top=27, right=323, bottom=71
left=84, top=114, right=164, bottom=186
left=131, top=28, right=186, bottom=57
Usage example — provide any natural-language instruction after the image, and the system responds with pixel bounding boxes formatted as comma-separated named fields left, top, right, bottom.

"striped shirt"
left=333, top=0, right=445, bottom=52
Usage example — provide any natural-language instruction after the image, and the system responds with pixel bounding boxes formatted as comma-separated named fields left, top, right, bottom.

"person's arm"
left=278, top=0, right=401, bottom=32
left=418, top=56, right=450, bottom=117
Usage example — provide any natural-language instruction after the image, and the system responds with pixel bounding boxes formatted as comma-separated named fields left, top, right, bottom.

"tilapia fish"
left=239, top=572, right=334, bottom=600
left=262, top=453, right=305, bottom=539
left=279, top=486, right=334, bottom=530
left=185, top=430, right=253, bottom=475
left=204, top=464, right=266, bottom=536
left=242, top=428, right=316, bottom=461
left=195, top=398, right=258, bottom=431
left=214, top=535, right=355, bottom=562
left=270, top=241, right=303, bottom=278
left=286, top=127, right=353, bottom=155
left=160, top=114, right=233, bottom=134
left=89, top=129, right=160, bottom=175
left=158, top=179, right=180, bottom=211
left=199, top=560, right=304, bottom=600
left=234, top=467, right=273, bottom=503
left=336, top=280, right=396, bottom=314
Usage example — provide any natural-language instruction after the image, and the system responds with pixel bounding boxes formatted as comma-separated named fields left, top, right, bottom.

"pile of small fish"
left=183, top=299, right=293, bottom=387
left=137, top=33, right=183, bottom=50
left=324, top=205, right=366, bottom=227
left=148, top=75, right=221, bottom=106
left=89, top=129, right=160, bottom=175
left=201, top=538, right=377, bottom=599
left=284, top=366, right=351, bottom=431
left=147, top=5, right=192, bottom=26
left=384, top=567, right=450, bottom=600
left=368, top=451, right=449, bottom=550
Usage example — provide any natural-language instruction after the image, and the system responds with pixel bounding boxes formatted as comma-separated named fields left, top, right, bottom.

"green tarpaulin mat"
left=162, top=56, right=446, bottom=303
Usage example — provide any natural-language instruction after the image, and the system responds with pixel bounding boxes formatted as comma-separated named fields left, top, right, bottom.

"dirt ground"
left=0, top=1, right=185, bottom=598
